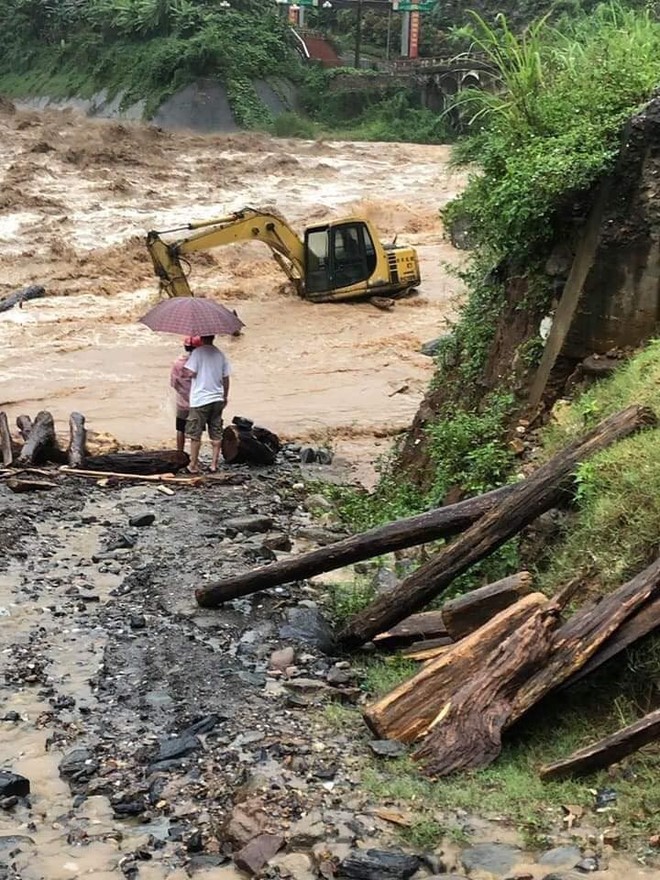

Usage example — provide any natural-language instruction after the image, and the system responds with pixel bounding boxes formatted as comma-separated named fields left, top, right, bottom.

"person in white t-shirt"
left=183, top=335, right=231, bottom=473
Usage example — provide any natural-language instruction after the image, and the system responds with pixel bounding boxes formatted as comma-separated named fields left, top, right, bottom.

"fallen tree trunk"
left=563, top=593, right=660, bottom=690
left=0, top=412, right=13, bottom=467
left=68, top=412, right=86, bottom=468
left=339, top=406, right=656, bottom=648
left=412, top=555, right=660, bottom=777
left=373, top=571, right=533, bottom=649
left=540, top=707, right=660, bottom=781
left=16, top=415, right=33, bottom=442
left=441, top=571, right=533, bottom=641
left=18, top=410, right=59, bottom=465
left=0, top=284, right=45, bottom=313
left=364, top=592, right=548, bottom=742
left=195, top=484, right=515, bottom=608
left=84, top=450, right=189, bottom=475
left=373, top=611, right=448, bottom=649
left=221, top=420, right=280, bottom=466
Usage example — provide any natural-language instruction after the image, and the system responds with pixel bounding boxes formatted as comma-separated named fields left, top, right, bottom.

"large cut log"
left=17, top=410, right=61, bottom=465
left=540, top=708, right=660, bottom=781
left=339, top=405, right=656, bottom=648
left=68, top=412, right=86, bottom=468
left=563, top=593, right=660, bottom=690
left=16, top=415, right=33, bottom=442
left=83, top=450, right=189, bottom=475
left=411, top=556, right=660, bottom=777
left=0, top=284, right=45, bottom=313
left=364, top=592, right=548, bottom=742
left=373, top=572, right=532, bottom=649
left=195, top=484, right=515, bottom=608
left=221, top=418, right=281, bottom=466
left=441, top=571, right=533, bottom=641
left=0, top=412, right=13, bottom=467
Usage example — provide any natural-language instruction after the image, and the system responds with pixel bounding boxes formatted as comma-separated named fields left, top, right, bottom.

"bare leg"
left=189, top=439, right=201, bottom=473
left=210, top=440, right=221, bottom=472
left=176, top=431, right=185, bottom=455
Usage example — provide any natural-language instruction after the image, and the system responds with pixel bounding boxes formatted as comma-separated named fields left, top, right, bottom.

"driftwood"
left=363, top=593, right=548, bottom=742
left=68, top=412, right=86, bottom=468
left=0, top=412, right=12, bottom=467
left=411, top=556, right=660, bottom=777
left=402, top=641, right=454, bottom=661
left=339, top=405, right=656, bottom=648
left=195, top=484, right=515, bottom=608
left=17, top=410, right=62, bottom=465
left=61, top=467, right=246, bottom=486
left=7, top=477, right=58, bottom=493
left=0, top=284, right=45, bottom=313
left=442, top=571, right=533, bottom=641
left=16, top=415, right=33, bottom=442
left=540, top=707, right=660, bottom=781
left=563, top=593, right=660, bottom=690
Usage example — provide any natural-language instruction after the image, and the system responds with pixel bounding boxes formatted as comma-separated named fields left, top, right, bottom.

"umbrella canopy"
left=139, top=297, right=244, bottom=337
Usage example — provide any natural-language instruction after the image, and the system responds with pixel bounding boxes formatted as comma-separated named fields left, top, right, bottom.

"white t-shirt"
left=185, top=345, right=232, bottom=408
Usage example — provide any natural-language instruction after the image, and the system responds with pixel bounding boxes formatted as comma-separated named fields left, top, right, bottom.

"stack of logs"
left=196, top=405, right=660, bottom=780
left=0, top=409, right=188, bottom=489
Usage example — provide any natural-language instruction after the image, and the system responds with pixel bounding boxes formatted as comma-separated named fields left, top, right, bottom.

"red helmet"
left=184, top=336, right=202, bottom=348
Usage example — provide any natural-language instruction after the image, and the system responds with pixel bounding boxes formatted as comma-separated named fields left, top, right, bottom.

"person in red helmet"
left=170, top=336, right=202, bottom=455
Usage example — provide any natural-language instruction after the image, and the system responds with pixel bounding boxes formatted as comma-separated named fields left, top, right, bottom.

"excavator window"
left=304, top=222, right=375, bottom=294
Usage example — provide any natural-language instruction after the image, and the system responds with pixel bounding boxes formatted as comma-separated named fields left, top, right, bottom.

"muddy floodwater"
left=0, top=103, right=468, bottom=483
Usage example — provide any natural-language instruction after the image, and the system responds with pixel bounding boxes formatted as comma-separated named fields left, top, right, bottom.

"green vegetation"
left=537, top=340, right=660, bottom=591
left=0, top=0, right=296, bottom=119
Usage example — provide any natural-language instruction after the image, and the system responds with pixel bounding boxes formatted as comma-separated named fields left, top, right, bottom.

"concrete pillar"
left=401, top=10, right=410, bottom=57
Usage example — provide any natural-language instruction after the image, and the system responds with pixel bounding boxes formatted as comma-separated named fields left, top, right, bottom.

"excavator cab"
left=304, top=221, right=378, bottom=296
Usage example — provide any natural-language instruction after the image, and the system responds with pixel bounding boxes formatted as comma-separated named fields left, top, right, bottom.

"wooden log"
left=17, top=410, right=58, bottom=465
left=402, top=641, right=454, bottom=661
left=441, top=571, right=533, bottom=641
left=374, top=611, right=448, bottom=649
left=60, top=466, right=246, bottom=486
left=540, top=708, right=660, bottom=781
left=16, top=415, right=33, bottom=441
left=68, top=412, right=86, bottom=468
left=83, top=450, right=189, bottom=475
left=0, top=284, right=45, bottom=313
left=195, top=484, right=515, bottom=608
left=412, top=555, right=660, bottom=777
left=221, top=420, right=280, bottom=466
left=339, top=405, right=656, bottom=649
left=0, top=412, right=13, bottom=467
left=7, top=477, right=58, bottom=493
left=563, top=594, right=660, bottom=690
left=363, top=592, right=548, bottom=742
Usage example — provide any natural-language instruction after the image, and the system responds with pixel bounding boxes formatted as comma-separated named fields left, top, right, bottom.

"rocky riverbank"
left=1, top=462, right=658, bottom=880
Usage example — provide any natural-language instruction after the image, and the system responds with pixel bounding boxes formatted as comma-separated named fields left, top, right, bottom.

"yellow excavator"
left=146, top=206, right=421, bottom=303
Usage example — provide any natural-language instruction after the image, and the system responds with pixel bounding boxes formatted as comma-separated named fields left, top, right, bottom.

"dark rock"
left=575, top=858, right=599, bottom=873
left=129, top=613, right=147, bottom=629
left=541, top=875, right=577, bottom=880
left=234, top=832, right=284, bottom=874
left=372, top=567, right=399, bottom=595
left=184, top=828, right=204, bottom=853
left=280, top=607, right=337, bottom=653
left=420, top=336, right=450, bottom=357
left=316, top=448, right=334, bottom=465
left=0, top=796, right=18, bottom=810
left=0, top=772, right=29, bottom=798
left=337, top=849, right=420, bottom=879
left=299, top=447, right=317, bottom=464
left=183, top=714, right=223, bottom=736
left=595, top=787, right=617, bottom=810
left=106, top=533, right=136, bottom=551
left=59, top=748, right=99, bottom=783
left=128, top=513, right=156, bottom=527
left=538, top=846, right=582, bottom=868
left=1, top=712, right=20, bottom=722
left=262, top=533, right=293, bottom=552
left=225, top=514, right=274, bottom=534
left=188, top=854, right=229, bottom=873
left=461, top=843, right=522, bottom=876
left=369, top=740, right=407, bottom=759
left=327, top=666, right=352, bottom=686
left=0, top=834, right=35, bottom=854
left=156, top=733, right=202, bottom=762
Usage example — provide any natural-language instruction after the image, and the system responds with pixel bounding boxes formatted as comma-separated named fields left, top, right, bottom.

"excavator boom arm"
left=146, top=208, right=306, bottom=298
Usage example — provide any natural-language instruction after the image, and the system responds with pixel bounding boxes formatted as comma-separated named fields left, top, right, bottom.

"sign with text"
left=408, top=9, right=420, bottom=58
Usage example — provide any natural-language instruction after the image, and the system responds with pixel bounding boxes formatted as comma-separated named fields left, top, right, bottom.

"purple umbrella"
left=139, top=297, right=244, bottom=337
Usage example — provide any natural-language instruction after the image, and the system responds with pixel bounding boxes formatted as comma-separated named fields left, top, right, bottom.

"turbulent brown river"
left=0, top=102, right=468, bottom=484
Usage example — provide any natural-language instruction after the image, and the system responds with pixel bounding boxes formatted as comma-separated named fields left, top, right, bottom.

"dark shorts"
left=186, top=402, right=224, bottom=441
left=176, top=410, right=189, bottom=433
